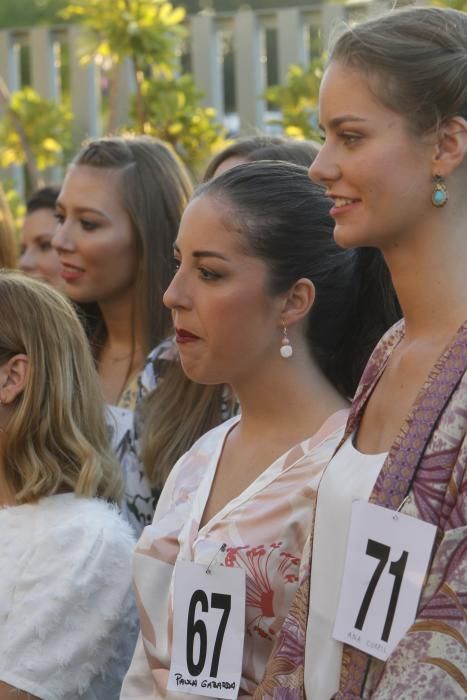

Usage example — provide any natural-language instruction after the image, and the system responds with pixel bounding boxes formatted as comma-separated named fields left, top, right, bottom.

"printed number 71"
left=355, top=539, right=408, bottom=642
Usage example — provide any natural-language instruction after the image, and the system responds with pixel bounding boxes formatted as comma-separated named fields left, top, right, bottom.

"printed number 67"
left=186, top=590, right=231, bottom=678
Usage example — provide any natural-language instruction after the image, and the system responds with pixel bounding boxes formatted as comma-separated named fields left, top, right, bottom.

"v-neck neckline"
left=194, top=409, right=349, bottom=537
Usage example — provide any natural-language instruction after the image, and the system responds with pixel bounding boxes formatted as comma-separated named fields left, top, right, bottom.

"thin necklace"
left=100, top=347, right=143, bottom=363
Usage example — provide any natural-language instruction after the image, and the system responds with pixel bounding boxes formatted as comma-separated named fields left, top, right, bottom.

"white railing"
left=0, top=1, right=395, bottom=190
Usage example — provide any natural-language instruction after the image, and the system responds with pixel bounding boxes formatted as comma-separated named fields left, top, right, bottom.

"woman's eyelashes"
left=318, top=127, right=362, bottom=147
left=198, top=266, right=222, bottom=281
left=340, top=131, right=362, bottom=146
left=54, top=211, right=99, bottom=232
left=79, top=219, right=99, bottom=232
left=171, top=258, right=222, bottom=281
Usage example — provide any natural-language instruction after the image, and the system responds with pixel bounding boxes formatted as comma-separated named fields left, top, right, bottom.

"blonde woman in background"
left=0, top=184, right=16, bottom=269
left=0, top=272, right=137, bottom=700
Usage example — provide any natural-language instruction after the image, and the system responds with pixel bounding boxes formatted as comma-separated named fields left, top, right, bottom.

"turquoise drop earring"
left=431, top=175, right=448, bottom=208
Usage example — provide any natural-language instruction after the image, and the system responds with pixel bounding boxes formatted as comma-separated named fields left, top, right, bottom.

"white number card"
left=168, top=559, right=246, bottom=699
left=333, top=500, right=437, bottom=661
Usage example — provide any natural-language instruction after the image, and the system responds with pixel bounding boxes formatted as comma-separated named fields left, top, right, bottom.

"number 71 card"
left=333, top=500, right=437, bottom=661
left=168, top=559, right=246, bottom=698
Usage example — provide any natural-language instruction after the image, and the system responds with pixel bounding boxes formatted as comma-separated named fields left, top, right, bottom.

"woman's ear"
left=432, top=116, right=467, bottom=177
left=0, top=355, right=29, bottom=405
left=280, top=278, right=316, bottom=328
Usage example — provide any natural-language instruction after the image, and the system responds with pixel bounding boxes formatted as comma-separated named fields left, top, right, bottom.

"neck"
left=231, top=343, right=349, bottom=442
left=383, top=213, right=467, bottom=340
left=98, top=292, right=145, bottom=355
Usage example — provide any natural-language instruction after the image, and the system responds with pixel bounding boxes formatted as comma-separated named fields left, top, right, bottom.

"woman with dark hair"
left=257, top=7, right=467, bottom=699
left=19, top=185, right=63, bottom=290
left=138, top=136, right=321, bottom=510
left=203, top=135, right=320, bottom=180
left=121, top=161, right=400, bottom=697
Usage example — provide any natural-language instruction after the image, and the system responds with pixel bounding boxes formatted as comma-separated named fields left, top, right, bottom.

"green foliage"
left=63, top=0, right=226, bottom=172
left=265, top=58, right=324, bottom=141
left=0, top=0, right=68, bottom=29
left=61, top=0, right=186, bottom=72
left=2, top=179, right=26, bottom=233
left=0, top=87, right=72, bottom=171
left=431, top=0, right=467, bottom=8
left=139, top=74, right=227, bottom=174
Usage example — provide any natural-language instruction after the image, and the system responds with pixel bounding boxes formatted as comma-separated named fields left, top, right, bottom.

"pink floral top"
left=121, top=410, right=348, bottom=699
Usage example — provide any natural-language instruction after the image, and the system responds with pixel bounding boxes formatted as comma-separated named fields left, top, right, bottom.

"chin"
left=180, top=362, right=223, bottom=386
left=333, top=225, right=376, bottom=250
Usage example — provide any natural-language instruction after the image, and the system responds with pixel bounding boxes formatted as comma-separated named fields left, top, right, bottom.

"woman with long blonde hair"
left=0, top=271, right=137, bottom=700
left=0, top=184, right=16, bottom=269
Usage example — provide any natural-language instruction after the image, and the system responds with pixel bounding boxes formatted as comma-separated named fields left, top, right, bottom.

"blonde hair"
left=0, top=185, right=16, bottom=269
left=0, top=271, right=122, bottom=503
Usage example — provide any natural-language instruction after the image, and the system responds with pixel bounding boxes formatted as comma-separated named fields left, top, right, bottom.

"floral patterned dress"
left=121, top=409, right=349, bottom=699
left=107, top=338, right=177, bottom=535
left=254, top=318, right=467, bottom=699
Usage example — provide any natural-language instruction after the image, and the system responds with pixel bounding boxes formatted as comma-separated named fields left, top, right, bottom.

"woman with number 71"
left=256, top=7, right=467, bottom=700
left=120, top=161, right=399, bottom=698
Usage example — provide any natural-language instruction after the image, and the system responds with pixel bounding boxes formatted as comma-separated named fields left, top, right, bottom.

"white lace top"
left=0, top=493, right=139, bottom=700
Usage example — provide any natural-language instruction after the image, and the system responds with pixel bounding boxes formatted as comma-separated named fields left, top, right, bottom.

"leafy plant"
left=139, top=74, right=226, bottom=175
left=61, top=0, right=187, bottom=130
left=265, top=58, right=324, bottom=141
left=0, top=85, right=72, bottom=190
left=62, top=0, right=226, bottom=172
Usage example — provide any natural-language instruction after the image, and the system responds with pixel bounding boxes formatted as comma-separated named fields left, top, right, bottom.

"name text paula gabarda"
left=174, top=673, right=236, bottom=690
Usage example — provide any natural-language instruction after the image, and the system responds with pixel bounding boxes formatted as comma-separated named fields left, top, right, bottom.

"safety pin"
left=393, top=494, right=410, bottom=521
left=206, top=543, right=227, bottom=574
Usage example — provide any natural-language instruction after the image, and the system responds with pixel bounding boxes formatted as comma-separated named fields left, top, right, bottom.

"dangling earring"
left=431, top=175, right=448, bottom=207
left=280, top=325, right=293, bottom=359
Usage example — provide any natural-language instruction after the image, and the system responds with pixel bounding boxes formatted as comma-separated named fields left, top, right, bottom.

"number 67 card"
left=333, top=500, right=437, bottom=661
left=168, top=559, right=246, bottom=699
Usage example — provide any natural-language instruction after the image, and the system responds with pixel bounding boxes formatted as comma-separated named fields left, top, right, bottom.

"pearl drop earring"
left=280, top=325, right=293, bottom=359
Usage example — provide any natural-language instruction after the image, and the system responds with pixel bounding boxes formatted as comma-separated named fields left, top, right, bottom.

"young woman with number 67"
left=120, top=161, right=400, bottom=698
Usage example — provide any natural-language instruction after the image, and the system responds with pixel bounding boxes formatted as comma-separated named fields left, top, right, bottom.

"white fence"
left=0, top=1, right=397, bottom=190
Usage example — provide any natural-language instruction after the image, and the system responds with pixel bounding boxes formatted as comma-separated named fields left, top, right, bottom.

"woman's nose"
left=308, top=142, right=340, bottom=187
left=163, top=270, right=191, bottom=311
left=52, top=221, right=75, bottom=252
left=19, top=248, right=35, bottom=271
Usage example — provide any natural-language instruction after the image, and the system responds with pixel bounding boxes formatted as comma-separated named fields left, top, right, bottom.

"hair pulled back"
left=196, top=161, right=400, bottom=397
left=203, top=135, right=320, bottom=181
left=142, top=139, right=320, bottom=489
left=72, top=135, right=192, bottom=354
left=330, top=7, right=467, bottom=134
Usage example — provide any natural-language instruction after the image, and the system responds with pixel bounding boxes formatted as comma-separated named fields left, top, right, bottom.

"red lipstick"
left=176, top=328, right=200, bottom=344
